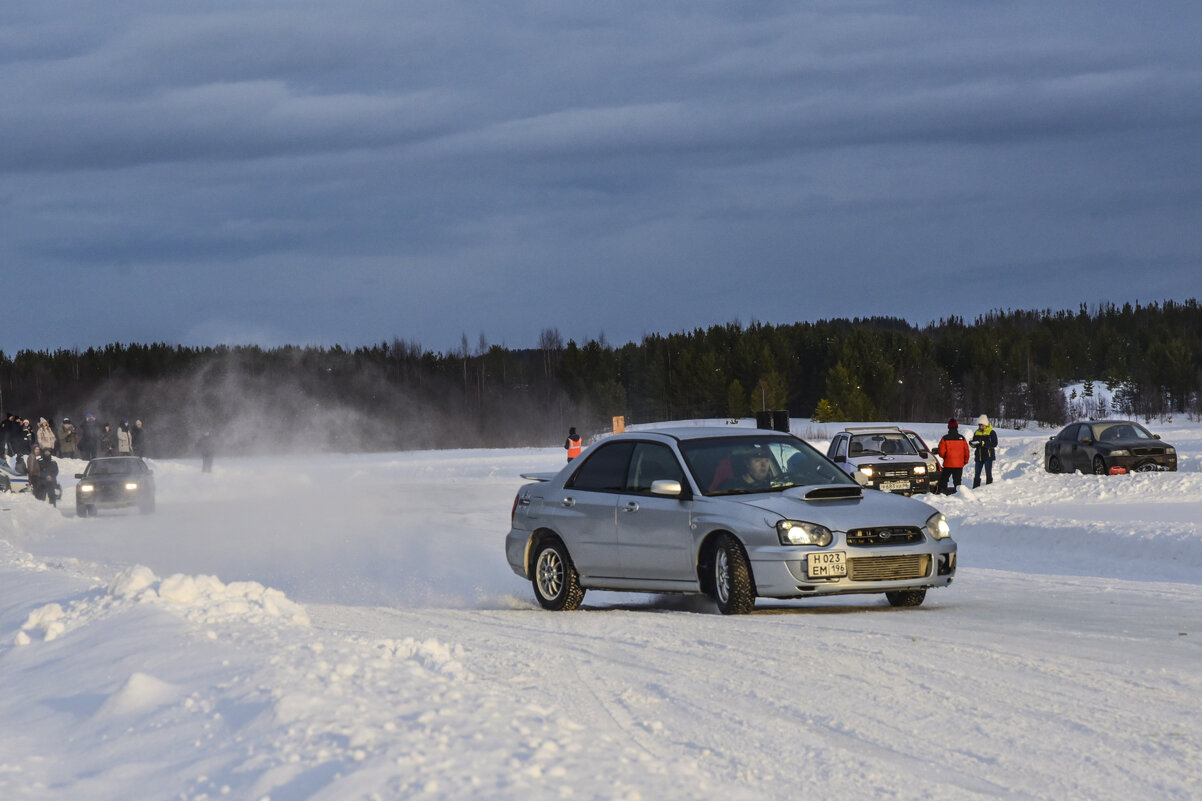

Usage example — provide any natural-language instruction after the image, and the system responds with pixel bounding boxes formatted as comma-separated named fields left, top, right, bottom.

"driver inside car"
left=721, top=446, right=774, bottom=491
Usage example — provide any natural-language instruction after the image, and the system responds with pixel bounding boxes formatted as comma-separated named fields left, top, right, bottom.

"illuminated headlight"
left=913, top=465, right=927, bottom=476
left=925, top=512, right=952, bottom=540
left=125, top=482, right=139, bottom=490
left=80, top=484, right=94, bottom=493
left=1108, top=449, right=1130, bottom=457
left=857, top=466, right=874, bottom=477
left=777, top=520, right=833, bottom=547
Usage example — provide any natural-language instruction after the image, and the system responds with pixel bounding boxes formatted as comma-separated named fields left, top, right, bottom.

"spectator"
left=971, top=415, right=999, bottom=488
left=117, top=419, right=134, bottom=455
left=936, top=418, right=971, bottom=495
left=36, top=417, right=57, bottom=453
left=16, top=419, right=33, bottom=456
left=58, top=417, right=78, bottom=459
left=0, top=412, right=15, bottom=456
left=564, top=426, right=583, bottom=462
left=132, top=419, right=145, bottom=456
left=100, top=423, right=116, bottom=457
left=37, top=449, right=59, bottom=507
left=28, top=445, right=43, bottom=499
left=198, top=431, right=215, bottom=473
left=79, top=414, right=100, bottom=460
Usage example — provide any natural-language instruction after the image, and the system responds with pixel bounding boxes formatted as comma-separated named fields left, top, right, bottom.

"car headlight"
left=913, top=465, right=927, bottom=475
left=79, top=484, right=94, bottom=493
left=776, top=520, right=833, bottom=547
left=125, top=482, right=139, bottom=490
left=1108, top=449, right=1130, bottom=457
left=925, top=512, right=952, bottom=540
left=1166, top=447, right=1176, bottom=455
left=857, top=466, right=874, bottom=477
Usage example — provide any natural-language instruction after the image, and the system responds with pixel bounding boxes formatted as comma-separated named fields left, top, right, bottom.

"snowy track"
left=2, top=426, right=1201, bottom=800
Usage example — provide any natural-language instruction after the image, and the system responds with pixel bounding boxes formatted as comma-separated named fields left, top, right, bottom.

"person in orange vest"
left=564, top=427, right=583, bottom=462
left=936, top=418, right=971, bottom=494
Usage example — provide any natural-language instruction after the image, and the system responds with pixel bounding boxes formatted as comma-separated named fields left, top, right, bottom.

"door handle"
left=561, top=497, right=576, bottom=508
left=622, top=501, right=639, bottom=512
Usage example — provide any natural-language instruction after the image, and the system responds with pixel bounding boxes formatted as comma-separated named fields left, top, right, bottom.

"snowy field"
left=2, top=419, right=1200, bottom=801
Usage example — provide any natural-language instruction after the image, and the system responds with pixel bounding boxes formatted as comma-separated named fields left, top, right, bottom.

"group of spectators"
left=2, top=412, right=147, bottom=462
left=2, top=412, right=149, bottom=506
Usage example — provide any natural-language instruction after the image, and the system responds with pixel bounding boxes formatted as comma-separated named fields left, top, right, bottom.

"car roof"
left=841, top=425, right=903, bottom=434
left=611, top=427, right=797, bottom=443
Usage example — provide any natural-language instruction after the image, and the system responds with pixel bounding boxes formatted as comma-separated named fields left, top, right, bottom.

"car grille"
left=846, top=527, right=924, bottom=547
left=1131, top=447, right=1165, bottom=456
left=878, top=464, right=923, bottom=479
left=848, top=554, right=931, bottom=581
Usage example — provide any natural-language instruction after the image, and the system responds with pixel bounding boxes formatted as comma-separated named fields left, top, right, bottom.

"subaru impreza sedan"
left=505, top=427, right=956, bottom=614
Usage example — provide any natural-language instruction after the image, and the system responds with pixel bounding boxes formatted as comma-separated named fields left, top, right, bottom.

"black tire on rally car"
left=1092, top=456, right=1107, bottom=475
left=1047, top=455, right=1063, bottom=473
left=530, top=537, right=585, bottom=611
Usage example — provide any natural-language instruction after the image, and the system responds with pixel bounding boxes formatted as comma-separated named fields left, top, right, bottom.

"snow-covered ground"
left=2, top=420, right=1200, bottom=801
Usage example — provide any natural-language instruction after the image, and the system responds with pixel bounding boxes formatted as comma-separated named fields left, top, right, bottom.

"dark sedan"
left=1044, top=420, right=1177, bottom=474
left=75, top=456, right=156, bottom=516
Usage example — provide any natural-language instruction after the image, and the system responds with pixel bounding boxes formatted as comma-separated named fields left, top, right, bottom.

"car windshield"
left=849, top=433, right=917, bottom=457
left=86, top=459, right=139, bottom=476
left=1095, top=422, right=1154, bottom=442
left=679, top=436, right=855, bottom=496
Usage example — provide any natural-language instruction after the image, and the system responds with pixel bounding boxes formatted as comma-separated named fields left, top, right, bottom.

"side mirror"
left=650, top=479, right=684, bottom=497
left=74, top=473, right=84, bottom=479
left=918, top=450, right=929, bottom=458
left=1153, top=434, right=1161, bottom=439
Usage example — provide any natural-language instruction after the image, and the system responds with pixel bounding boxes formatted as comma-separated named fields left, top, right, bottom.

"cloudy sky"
left=3, top=1, right=1200, bottom=355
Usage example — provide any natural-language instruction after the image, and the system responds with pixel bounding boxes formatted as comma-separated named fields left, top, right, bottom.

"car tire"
left=1047, top=455, right=1062, bottom=474
left=76, top=503, right=89, bottom=518
left=711, top=534, right=755, bottom=615
left=0, top=475, right=9, bottom=492
left=531, top=537, right=585, bottom=611
left=885, top=589, right=926, bottom=607
left=1092, top=456, right=1107, bottom=475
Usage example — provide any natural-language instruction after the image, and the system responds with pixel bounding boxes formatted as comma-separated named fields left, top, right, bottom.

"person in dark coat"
left=37, top=449, right=59, bottom=506
left=79, top=414, right=100, bottom=461
left=971, top=415, right=999, bottom=488
left=100, top=423, right=116, bottom=457
left=198, top=431, right=215, bottom=473
left=28, top=445, right=43, bottom=499
left=131, top=419, right=145, bottom=456
left=936, top=418, right=971, bottom=494
left=0, top=412, right=15, bottom=457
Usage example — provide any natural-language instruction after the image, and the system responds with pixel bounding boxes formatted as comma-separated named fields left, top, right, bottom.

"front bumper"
left=748, top=539, right=957, bottom=598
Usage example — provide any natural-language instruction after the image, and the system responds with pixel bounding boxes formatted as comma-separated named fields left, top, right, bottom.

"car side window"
left=1077, top=425, right=1092, bottom=444
left=566, top=442, right=635, bottom=492
left=1059, top=425, right=1078, bottom=442
left=832, top=435, right=848, bottom=461
left=625, top=443, right=685, bottom=494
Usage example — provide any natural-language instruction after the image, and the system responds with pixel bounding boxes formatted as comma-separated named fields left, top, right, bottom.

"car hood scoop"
left=799, top=485, right=864, bottom=501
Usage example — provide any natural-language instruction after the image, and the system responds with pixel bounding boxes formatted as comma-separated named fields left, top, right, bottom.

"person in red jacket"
left=936, top=418, right=971, bottom=494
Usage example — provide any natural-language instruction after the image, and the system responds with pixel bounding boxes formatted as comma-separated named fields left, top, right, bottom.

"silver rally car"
left=505, top=427, right=956, bottom=614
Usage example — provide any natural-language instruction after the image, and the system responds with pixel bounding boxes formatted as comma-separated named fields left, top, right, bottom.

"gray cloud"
left=2, top=1, right=1200, bottom=354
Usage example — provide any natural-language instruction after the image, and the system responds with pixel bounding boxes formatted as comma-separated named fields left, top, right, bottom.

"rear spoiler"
left=520, top=472, right=557, bottom=482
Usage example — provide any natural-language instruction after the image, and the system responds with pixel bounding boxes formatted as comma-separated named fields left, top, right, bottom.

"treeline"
left=1, top=300, right=1199, bottom=456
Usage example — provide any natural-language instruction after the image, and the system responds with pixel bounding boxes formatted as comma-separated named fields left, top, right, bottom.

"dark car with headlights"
left=1044, top=420, right=1177, bottom=474
left=505, top=427, right=956, bottom=614
left=75, top=456, right=156, bottom=516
